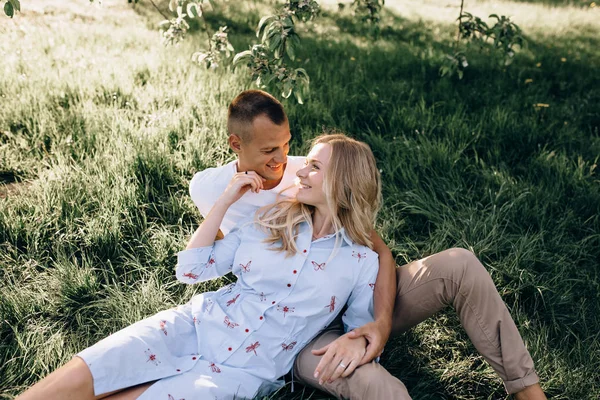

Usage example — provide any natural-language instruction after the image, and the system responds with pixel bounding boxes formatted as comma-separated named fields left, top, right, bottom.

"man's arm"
left=311, top=231, right=397, bottom=381
left=346, top=230, right=396, bottom=364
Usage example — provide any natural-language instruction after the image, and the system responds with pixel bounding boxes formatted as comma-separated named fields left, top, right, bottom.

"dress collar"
left=302, top=223, right=354, bottom=247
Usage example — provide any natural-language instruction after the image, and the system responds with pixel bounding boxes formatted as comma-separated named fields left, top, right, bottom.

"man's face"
left=232, top=114, right=291, bottom=184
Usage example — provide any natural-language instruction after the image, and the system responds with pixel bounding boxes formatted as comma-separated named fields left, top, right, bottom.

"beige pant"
left=293, top=248, right=540, bottom=399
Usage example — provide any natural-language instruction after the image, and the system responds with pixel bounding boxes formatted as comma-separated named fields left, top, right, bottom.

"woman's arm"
left=186, top=170, right=265, bottom=249
left=185, top=202, right=233, bottom=249
left=346, top=230, right=396, bottom=363
left=176, top=171, right=265, bottom=284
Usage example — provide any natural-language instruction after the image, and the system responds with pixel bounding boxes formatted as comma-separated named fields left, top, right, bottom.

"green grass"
left=1, top=0, right=599, bottom=398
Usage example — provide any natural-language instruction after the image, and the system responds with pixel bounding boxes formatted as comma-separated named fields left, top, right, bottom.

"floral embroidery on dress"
left=206, top=256, right=216, bottom=268
left=325, top=296, right=337, bottom=312
left=226, top=294, right=240, bottom=306
left=277, top=305, right=295, bottom=318
left=182, top=272, right=199, bottom=280
left=281, top=341, right=297, bottom=351
left=245, top=341, right=260, bottom=356
left=312, top=261, right=325, bottom=271
left=224, top=316, right=239, bottom=329
left=145, top=349, right=161, bottom=366
left=209, top=362, right=221, bottom=373
left=240, top=261, right=251, bottom=273
left=204, top=298, right=214, bottom=312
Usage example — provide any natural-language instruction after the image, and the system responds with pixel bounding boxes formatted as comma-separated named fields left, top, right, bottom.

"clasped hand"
left=311, top=333, right=367, bottom=386
left=312, top=321, right=390, bottom=385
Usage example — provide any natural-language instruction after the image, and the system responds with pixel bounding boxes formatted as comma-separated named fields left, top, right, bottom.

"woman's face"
left=296, top=143, right=332, bottom=208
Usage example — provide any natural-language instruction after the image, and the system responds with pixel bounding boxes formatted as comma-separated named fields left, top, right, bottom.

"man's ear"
left=229, top=134, right=242, bottom=154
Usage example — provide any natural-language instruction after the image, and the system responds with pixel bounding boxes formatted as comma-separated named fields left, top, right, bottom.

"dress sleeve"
left=175, top=220, right=248, bottom=284
left=342, top=252, right=379, bottom=332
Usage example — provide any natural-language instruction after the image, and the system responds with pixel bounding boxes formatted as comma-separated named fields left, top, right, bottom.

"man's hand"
left=346, top=320, right=391, bottom=365
left=311, top=334, right=367, bottom=385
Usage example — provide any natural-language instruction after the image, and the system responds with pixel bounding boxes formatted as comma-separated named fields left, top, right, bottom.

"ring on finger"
left=338, top=362, right=347, bottom=369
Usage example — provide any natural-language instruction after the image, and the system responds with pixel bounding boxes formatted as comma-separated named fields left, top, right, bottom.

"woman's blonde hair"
left=255, top=133, right=382, bottom=256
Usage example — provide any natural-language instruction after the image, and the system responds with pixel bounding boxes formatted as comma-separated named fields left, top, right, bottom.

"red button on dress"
left=303, top=249, right=307, bottom=253
left=259, top=316, right=264, bottom=320
left=293, top=270, right=297, bottom=274
left=228, top=347, right=232, bottom=351
left=176, top=369, right=181, bottom=372
left=192, top=357, right=197, bottom=360
left=287, top=283, right=292, bottom=287
left=245, top=328, right=249, bottom=332
left=272, top=301, right=276, bottom=304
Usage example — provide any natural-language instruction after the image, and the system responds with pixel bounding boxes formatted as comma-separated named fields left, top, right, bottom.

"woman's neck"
left=311, top=207, right=334, bottom=239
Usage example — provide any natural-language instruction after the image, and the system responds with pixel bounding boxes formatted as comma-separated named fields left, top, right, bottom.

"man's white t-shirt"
left=189, top=156, right=306, bottom=234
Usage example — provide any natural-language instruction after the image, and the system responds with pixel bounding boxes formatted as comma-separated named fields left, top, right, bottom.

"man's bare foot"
left=514, top=383, right=547, bottom=400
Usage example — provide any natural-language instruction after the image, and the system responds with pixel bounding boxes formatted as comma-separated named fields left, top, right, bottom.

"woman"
left=19, top=133, right=382, bottom=400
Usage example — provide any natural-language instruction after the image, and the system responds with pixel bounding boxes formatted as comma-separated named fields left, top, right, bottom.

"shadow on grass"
left=120, top=4, right=600, bottom=398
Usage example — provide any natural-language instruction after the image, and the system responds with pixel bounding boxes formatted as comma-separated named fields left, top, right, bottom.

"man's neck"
left=262, top=177, right=284, bottom=190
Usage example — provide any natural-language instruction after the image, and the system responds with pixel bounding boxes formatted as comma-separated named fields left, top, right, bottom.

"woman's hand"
left=311, top=333, right=367, bottom=385
left=219, top=171, right=266, bottom=207
left=185, top=171, right=264, bottom=250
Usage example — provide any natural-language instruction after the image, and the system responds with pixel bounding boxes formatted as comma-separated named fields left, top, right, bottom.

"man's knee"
left=348, top=361, right=383, bottom=387
left=435, top=247, right=488, bottom=280
left=293, top=346, right=318, bottom=384
left=293, top=330, right=344, bottom=385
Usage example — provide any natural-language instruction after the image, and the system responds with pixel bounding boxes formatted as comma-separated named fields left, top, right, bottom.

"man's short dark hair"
left=227, top=90, right=287, bottom=142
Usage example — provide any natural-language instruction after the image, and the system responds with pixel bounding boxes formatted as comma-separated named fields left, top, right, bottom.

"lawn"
left=1, top=0, right=599, bottom=398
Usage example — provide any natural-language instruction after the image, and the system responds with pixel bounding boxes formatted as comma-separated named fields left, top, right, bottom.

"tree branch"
left=148, top=0, right=170, bottom=20
left=200, top=5, right=212, bottom=51
left=455, top=0, right=465, bottom=49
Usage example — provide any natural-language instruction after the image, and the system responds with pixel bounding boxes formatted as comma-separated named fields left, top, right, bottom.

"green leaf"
left=281, top=84, right=293, bottom=98
left=268, top=35, right=282, bottom=55
left=168, top=0, right=177, bottom=12
left=286, top=42, right=296, bottom=61
left=4, top=1, right=14, bottom=17
left=186, top=3, right=201, bottom=18
left=9, top=0, right=20, bottom=12
left=295, top=68, right=309, bottom=82
left=257, top=15, right=273, bottom=38
left=232, top=50, right=251, bottom=67
left=294, top=90, right=303, bottom=105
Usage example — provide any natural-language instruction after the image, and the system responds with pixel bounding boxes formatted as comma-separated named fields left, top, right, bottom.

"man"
left=190, top=90, right=546, bottom=399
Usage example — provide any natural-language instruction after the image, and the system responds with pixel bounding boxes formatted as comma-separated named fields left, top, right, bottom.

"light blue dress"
left=77, top=220, right=379, bottom=399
